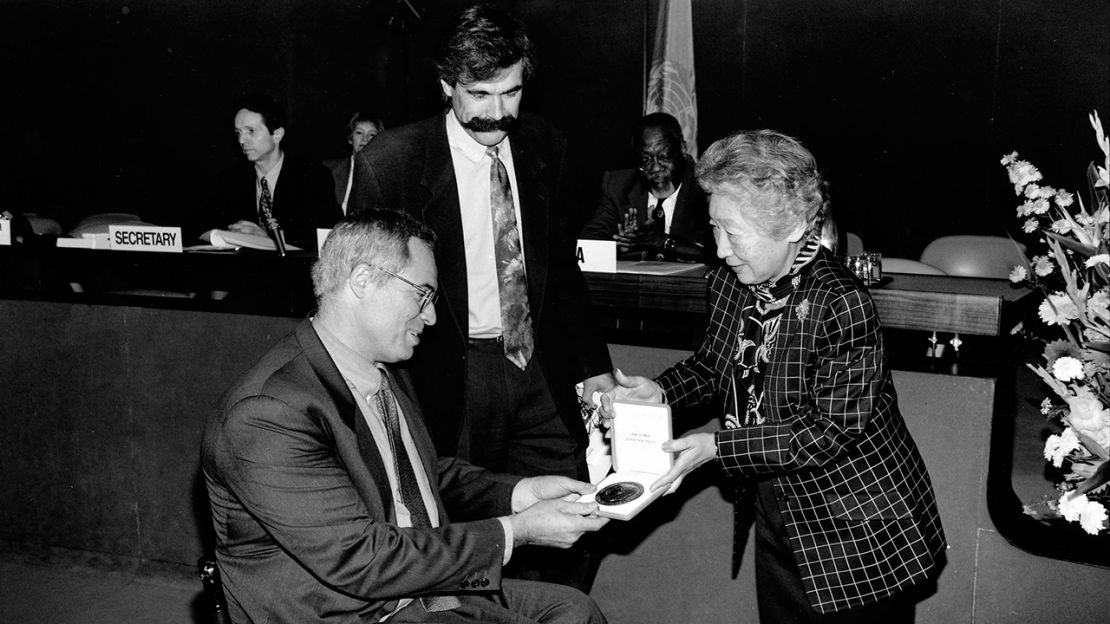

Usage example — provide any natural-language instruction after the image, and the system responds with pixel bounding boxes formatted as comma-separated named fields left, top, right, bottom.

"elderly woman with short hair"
left=602, top=129, right=946, bottom=622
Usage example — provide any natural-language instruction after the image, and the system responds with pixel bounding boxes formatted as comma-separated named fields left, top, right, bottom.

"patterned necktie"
left=372, top=373, right=460, bottom=612
left=258, top=177, right=287, bottom=256
left=651, top=198, right=666, bottom=234
left=487, top=145, right=534, bottom=370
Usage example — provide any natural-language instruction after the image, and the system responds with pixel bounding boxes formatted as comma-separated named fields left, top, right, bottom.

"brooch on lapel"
left=796, top=298, right=810, bottom=322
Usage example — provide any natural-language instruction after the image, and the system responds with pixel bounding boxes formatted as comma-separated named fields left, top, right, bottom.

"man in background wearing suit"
left=580, top=112, right=711, bottom=262
left=354, top=4, right=614, bottom=590
left=202, top=210, right=608, bottom=624
left=323, top=111, right=383, bottom=215
left=204, top=96, right=340, bottom=250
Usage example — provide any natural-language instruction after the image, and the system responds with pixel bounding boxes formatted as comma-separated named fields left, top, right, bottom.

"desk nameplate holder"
left=108, top=225, right=183, bottom=253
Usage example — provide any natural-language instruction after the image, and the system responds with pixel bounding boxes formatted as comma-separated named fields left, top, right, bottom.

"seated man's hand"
left=598, top=368, right=665, bottom=428
left=579, top=372, right=616, bottom=406
left=615, top=228, right=666, bottom=252
left=650, top=432, right=717, bottom=495
left=512, top=475, right=596, bottom=512
left=227, top=219, right=268, bottom=237
left=507, top=498, right=608, bottom=549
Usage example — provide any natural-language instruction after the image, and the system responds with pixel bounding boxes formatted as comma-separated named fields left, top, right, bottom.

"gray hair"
left=696, top=129, right=827, bottom=240
left=311, top=210, right=436, bottom=304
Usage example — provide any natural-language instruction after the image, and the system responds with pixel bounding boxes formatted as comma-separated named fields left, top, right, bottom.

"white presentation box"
left=0, top=219, right=11, bottom=246
left=576, top=239, right=617, bottom=273
left=108, top=225, right=183, bottom=253
left=580, top=400, right=674, bottom=520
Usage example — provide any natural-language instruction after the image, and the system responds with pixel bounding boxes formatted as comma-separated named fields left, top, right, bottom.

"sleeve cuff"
left=496, top=516, right=515, bottom=565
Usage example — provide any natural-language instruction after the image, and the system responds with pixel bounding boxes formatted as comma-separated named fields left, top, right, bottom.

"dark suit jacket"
left=579, top=160, right=712, bottom=262
left=205, top=154, right=341, bottom=250
left=323, top=154, right=374, bottom=215
left=352, top=112, right=613, bottom=469
left=202, top=320, right=521, bottom=624
left=657, top=248, right=946, bottom=613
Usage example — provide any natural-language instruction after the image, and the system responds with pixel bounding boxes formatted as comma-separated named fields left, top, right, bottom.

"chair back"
left=845, top=232, right=864, bottom=257
left=919, top=235, right=1028, bottom=279
left=882, top=257, right=948, bottom=276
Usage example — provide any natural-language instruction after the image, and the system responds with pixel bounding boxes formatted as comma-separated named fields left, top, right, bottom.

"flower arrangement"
left=1002, top=111, right=1110, bottom=535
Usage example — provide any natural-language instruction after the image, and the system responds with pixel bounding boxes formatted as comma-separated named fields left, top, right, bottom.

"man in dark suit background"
left=202, top=96, right=340, bottom=250
left=580, top=112, right=711, bottom=262
left=323, top=111, right=383, bottom=216
left=202, top=210, right=608, bottom=624
left=353, top=4, right=614, bottom=590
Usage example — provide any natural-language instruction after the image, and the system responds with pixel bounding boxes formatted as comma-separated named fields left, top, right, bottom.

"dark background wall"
left=1, top=0, right=1106, bottom=258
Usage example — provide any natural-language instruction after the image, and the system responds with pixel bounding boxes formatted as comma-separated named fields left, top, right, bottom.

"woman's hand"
left=598, top=369, right=664, bottom=428
left=651, top=432, right=717, bottom=495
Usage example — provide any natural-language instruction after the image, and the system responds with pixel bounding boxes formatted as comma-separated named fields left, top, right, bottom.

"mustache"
left=462, top=115, right=517, bottom=133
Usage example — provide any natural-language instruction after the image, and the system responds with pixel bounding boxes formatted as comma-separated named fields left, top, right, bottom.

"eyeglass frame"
left=637, top=151, right=678, bottom=171
left=370, top=265, right=438, bottom=312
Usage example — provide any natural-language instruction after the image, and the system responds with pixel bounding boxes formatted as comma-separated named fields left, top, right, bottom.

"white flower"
left=1053, top=356, right=1085, bottom=381
left=1022, top=219, right=1038, bottom=234
left=1001, top=151, right=1018, bottom=166
left=1032, top=255, right=1055, bottom=276
left=1055, top=189, right=1075, bottom=207
left=1087, top=289, right=1109, bottom=321
left=1058, top=493, right=1109, bottom=535
left=1038, top=292, right=1080, bottom=326
left=1086, top=254, right=1110, bottom=269
left=1009, top=265, right=1028, bottom=283
left=1063, top=387, right=1110, bottom=450
left=1043, top=428, right=1081, bottom=467
left=1041, top=397, right=1053, bottom=415
left=1008, top=160, right=1043, bottom=193
left=1050, top=219, right=1071, bottom=234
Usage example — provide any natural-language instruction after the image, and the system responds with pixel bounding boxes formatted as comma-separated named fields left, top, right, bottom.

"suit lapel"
left=510, top=128, right=551, bottom=318
left=420, top=116, right=468, bottom=344
left=294, top=321, right=393, bottom=518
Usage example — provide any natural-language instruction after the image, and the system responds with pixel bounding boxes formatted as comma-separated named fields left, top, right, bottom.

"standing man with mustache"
left=353, top=4, right=614, bottom=591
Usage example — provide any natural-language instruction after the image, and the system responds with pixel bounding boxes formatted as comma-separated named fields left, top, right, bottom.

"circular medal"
left=596, top=481, right=645, bottom=506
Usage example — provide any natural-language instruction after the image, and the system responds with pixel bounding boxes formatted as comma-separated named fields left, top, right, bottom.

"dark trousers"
left=390, top=578, right=607, bottom=624
left=458, top=339, right=595, bottom=591
left=754, top=482, right=916, bottom=624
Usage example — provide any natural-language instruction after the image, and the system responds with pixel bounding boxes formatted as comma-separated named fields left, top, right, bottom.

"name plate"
left=108, top=225, right=183, bottom=253
left=0, top=219, right=11, bottom=246
left=576, top=239, right=616, bottom=273
left=317, top=228, right=332, bottom=254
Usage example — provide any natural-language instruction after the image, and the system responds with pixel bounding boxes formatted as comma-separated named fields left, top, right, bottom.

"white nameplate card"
left=576, top=239, right=617, bottom=273
left=317, top=228, right=332, bottom=254
left=579, top=400, right=673, bottom=520
left=0, top=219, right=10, bottom=246
left=108, top=225, right=183, bottom=253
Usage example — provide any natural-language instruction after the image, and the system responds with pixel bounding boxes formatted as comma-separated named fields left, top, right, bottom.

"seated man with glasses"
left=202, top=210, right=609, bottom=624
left=580, top=112, right=711, bottom=262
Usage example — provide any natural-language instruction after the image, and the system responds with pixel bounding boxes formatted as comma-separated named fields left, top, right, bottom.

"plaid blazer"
left=657, top=248, right=946, bottom=613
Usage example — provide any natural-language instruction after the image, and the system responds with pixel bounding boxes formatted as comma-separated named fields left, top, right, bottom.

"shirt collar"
left=312, top=319, right=383, bottom=398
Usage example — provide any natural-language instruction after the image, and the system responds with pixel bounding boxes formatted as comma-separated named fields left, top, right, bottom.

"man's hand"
left=598, top=369, right=664, bottom=427
left=579, top=372, right=616, bottom=406
left=507, top=498, right=608, bottom=549
left=227, top=219, right=268, bottom=237
left=512, top=475, right=596, bottom=512
left=650, top=432, right=716, bottom=495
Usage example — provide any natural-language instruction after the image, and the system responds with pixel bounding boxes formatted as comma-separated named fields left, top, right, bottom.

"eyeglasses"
left=373, top=266, right=438, bottom=312
left=637, top=152, right=676, bottom=171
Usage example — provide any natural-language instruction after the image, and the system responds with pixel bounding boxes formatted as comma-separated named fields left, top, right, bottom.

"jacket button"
left=459, top=580, right=470, bottom=589
left=471, top=580, right=481, bottom=588
left=480, top=578, right=490, bottom=587
left=776, top=491, right=789, bottom=503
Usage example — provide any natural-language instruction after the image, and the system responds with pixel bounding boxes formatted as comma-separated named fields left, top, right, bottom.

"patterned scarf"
left=726, top=231, right=822, bottom=429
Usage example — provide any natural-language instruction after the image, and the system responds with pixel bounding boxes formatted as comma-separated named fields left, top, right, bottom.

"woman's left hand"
left=651, top=432, right=717, bottom=495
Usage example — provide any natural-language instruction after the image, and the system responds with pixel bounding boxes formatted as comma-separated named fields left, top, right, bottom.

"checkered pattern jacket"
left=657, top=248, right=946, bottom=613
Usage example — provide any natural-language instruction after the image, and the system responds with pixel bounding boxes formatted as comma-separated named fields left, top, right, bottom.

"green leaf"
left=1044, top=231, right=1098, bottom=257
